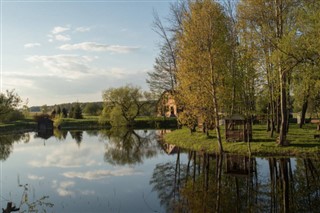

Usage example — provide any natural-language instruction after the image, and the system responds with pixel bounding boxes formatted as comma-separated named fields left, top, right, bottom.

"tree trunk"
left=276, top=0, right=288, bottom=146
left=276, top=97, right=281, bottom=134
left=280, top=159, right=290, bottom=213
left=267, top=103, right=271, bottom=131
left=278, top=70, right=288, bottom=145
left=215, top=155, right=223, bottom=213
left=299, top=99, right=308, bottom=128
left=209, top=54, right=223, bottom=153
left=286, top=74, right=292, bottom=133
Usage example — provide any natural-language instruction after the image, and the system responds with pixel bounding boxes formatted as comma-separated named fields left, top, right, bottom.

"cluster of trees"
left=99, top=85, right=156, bottom=127
left=147, top=0, right=320, bottom=147
left=0, top=86, right=155, bottom=125
left=41, top=102, right=103, bottom=119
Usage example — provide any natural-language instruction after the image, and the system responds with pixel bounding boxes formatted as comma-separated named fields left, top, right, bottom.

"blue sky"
left=1, top=0, right=175, bottom=106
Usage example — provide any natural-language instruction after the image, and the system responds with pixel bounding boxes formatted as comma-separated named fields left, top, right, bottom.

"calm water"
left=1, top=129, right=320, bottom=213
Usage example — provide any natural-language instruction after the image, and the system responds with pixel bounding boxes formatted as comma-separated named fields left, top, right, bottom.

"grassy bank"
left=0, top=119, right=37, bottom=134
left=0, top=116, right=178, bottom=133
left=164, top=124, right=320, bottom=157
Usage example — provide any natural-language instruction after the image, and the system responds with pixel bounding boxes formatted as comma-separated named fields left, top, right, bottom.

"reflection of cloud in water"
left=63, top=168, right=143, bottom=180
left=52, top=180, right=96, bottom=197
left=52, top=180, right=75, bottom=197
left=28, top=145, right=100, bottom=168
left=28, top=174, right=45, bottom=180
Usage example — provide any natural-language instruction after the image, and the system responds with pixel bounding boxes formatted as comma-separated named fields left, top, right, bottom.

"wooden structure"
left=225, top=114, right=252, bottom=142
left=37, top=117, right=54, bottom=131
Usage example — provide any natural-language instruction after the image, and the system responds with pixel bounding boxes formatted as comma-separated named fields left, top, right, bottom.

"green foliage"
left=99, top=106, right=111, bottom=125
left=109, top=106, right=127, bottom=127
left=83, top=102, right=102, bottom=116
left=1, top=110, right=25, bottom=122
left=33, top=113, right=51, bottom=122
left=62, top=107, right=68, bottom=118
left=176, top=0, right=231, bottom=152
left=68, top=107, right=74, bottom=118
left=73, top=103, right=83, bottom=119
left=0, top=90, right=22, bottom=121
left=101, top=85, right=152, bottom=127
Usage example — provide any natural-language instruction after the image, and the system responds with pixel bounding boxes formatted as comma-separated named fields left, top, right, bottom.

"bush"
left=33, top=113, right=51, bottom=122
left=1, top=110, right=25, bottom=122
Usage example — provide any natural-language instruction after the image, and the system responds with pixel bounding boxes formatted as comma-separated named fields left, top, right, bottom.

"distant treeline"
left=29, top=102, right=104, bottom=113
left=30, top=100, right=158, bottom=117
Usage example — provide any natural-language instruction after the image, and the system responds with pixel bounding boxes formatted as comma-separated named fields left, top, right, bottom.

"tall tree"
left=147, top=43, right=177, bottom=95
left=177, top=0, right=232, bottom=153
left=237, top=0, right=278, bottom=137
left=237, top=0, right=302, bottom=145
left=291, top=0, right=320, bottom=127
left=147, top=2, right=187, bottom=96
left=73, top=103, right=83, bottom=119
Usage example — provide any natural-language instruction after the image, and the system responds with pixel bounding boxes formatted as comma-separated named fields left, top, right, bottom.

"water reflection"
left=70, top=131, right=83, bottom=146
left=151, top=149, right=320, bottom=212
left=34, top=129, right=53, bottom=140
left=1, top=129, right=167, bottom=213
left=100, top=127, right=160, bottom=165
left=2, top=130, right=320, bottom=212
left=0, top=133, right=30, bottom=161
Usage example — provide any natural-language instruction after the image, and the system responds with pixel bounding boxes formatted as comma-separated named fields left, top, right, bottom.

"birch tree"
left=177, top=0, right=232, bottom=153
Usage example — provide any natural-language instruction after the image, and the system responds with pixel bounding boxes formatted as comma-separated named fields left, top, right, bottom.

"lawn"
left=164, top=123, right=320, bottom=157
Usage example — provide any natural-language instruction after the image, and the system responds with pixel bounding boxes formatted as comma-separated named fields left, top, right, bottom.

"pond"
left=0, top=129, right=320, bottom=212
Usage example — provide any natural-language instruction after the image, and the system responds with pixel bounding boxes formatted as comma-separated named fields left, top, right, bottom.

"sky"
left=0, top=0, right=176, bottom=106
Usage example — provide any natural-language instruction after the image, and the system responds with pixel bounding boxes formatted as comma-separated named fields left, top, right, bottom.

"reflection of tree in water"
left=282, top=158, right=320, bottom=212
left=176, top=152, right=227, bottom=212
left=70, top=131, right=83, bottom=147
left=86, top=130, right=99, bottom=137
left=150, top=149, right=188, bottom=213
left=0, top=133, right=30, bottom=161
left=154, top=150, right=320, bottom=212
left=100, top=127, right=159, bottom=165
left=152, top=151, right=259, bottom=212
left=53, top=129, right=68, bottom=140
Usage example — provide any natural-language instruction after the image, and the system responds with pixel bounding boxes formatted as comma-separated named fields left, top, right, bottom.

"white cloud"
left=52, top=26, right=70, bottom=34
left=25, top=54, right=96, bottom=79
left=48, top=26, right=71, bottom=42
left=24, top=43, right=41, bottom=48
left=75, top=27, right=91, bottom=32
left=55, top=34, right=71, bottom=42
left=62, top=168, right=143, bottom=180
left=59, top=42, right=140, bottom=53
left=2, top=67, right=149, bottom=106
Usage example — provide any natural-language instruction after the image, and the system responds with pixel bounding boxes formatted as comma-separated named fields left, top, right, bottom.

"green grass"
left=164, top=123, right=320, bottom=157
left=0, top=119, right=37, bottom=134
